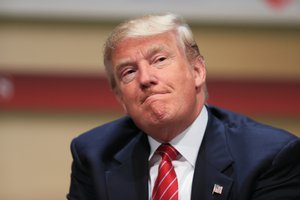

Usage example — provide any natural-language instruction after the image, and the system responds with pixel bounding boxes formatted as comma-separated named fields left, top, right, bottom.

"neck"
left=147, top=104, right=204, bottom=143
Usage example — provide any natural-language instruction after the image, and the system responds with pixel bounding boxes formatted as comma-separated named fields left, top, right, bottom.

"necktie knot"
left=156, top=143, right=179, bottom=162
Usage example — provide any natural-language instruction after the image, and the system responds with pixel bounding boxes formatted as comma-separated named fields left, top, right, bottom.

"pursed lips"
left=140, top=91, right=169, bottom=104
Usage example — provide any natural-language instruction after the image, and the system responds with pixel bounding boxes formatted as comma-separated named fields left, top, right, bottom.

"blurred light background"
left=0, top=0, right=300, bottom=199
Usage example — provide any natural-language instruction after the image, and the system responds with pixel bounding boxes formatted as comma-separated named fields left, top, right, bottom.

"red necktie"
left=152, top=143, right=179, bottom=200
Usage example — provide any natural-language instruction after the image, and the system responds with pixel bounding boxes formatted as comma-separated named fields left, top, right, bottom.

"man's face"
left=111, top=31, right=206, bottom=141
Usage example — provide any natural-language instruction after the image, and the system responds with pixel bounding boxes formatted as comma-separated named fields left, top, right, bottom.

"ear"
left=192, top=57, right=206, bottom=88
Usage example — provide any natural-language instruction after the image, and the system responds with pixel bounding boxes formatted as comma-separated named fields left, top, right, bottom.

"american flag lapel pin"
left=212, top=184, right=223, bottom=195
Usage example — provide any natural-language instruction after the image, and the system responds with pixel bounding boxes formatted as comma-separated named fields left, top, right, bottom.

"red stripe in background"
left=0, top=73, right=120, bottom=112
left=207, top=80, right=300, bottom=117
left=0, top=72, right=299, bottom=116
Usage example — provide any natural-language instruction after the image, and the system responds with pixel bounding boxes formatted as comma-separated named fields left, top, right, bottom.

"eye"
left=120, top=67, right=136, bottom=83
left=152, top=55, right=169, bottom=69
left=156, top=56, right=167, bottom=63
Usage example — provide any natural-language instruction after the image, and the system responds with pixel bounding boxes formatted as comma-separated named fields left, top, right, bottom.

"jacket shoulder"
left=208, top=105, right=297, bottom=140
left=70, top=116, right=140, bottom=156
left=208, top=105, right=299, bottom=168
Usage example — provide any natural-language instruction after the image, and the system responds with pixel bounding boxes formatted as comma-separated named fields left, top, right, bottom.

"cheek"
left=174, top=69, right=195, bottom=88
left=119, top=88, right=140, bottom=109
left=176, top=74, right=198, bottom=101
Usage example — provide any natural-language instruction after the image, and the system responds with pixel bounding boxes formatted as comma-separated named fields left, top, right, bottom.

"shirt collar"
left=148, top=106, right=208, bottom=167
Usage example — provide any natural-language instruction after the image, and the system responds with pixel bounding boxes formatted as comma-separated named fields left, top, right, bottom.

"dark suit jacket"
left=67, top=106, right=300, bottom=200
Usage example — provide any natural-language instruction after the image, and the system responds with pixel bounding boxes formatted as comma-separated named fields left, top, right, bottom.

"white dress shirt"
left=148, top=106, right=208, bottom=200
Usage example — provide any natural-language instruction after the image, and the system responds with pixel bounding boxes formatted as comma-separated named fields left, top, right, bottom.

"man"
left=67, top=13, right=300, bottom=200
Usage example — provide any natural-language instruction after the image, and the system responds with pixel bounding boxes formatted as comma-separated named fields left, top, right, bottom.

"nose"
left=137, top=62, right=158, bottom=90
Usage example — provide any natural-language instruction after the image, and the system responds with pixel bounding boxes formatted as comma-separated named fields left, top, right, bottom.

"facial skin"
left=111, top=31, right=206, bottom=142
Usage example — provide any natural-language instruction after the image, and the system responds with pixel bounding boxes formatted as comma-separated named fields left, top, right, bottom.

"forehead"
left=111, top=31, right=180, bottom=62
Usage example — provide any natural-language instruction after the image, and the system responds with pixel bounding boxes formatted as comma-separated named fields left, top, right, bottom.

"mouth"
left=141, top=92, right=168, bottom=104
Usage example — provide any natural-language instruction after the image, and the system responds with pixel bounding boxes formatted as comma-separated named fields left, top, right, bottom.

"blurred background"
left=0, top=0, right=299, bottom=199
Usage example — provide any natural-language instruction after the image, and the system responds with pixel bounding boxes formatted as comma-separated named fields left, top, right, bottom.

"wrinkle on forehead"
left=112, top=31, right=184, bottom=71
left=114, top=43, right=173, bottom=69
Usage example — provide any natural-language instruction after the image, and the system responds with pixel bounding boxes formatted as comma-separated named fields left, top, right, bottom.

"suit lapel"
left=105, top=107, right=234, bottom=200
left=192, top=107, right=234, bottom=200
left=105, top=133, right=150, bottom=200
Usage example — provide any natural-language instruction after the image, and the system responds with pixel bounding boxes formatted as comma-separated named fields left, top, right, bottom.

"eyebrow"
left=114, top=44, right=171, bottom=70
left=146, top=45, right=166, bottom=56
left=115, top=58, right=134, bottom=72
left=146, top=44, right=173, bottom=59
